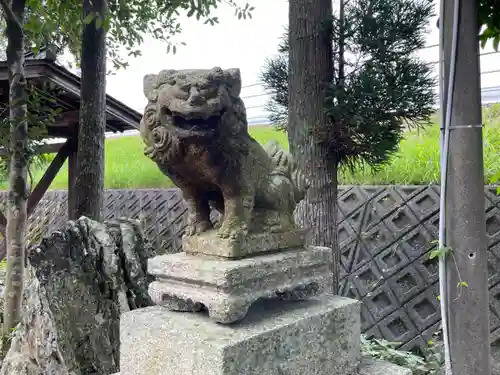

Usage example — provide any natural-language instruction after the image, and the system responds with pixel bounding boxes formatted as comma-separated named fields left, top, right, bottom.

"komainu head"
left=140, top=67, right=245, bottom=144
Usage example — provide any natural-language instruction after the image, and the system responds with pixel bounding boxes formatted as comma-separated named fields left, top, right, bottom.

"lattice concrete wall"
left=0, top=189, right=189, bottom=254
left=1, top=185, right=500, bottom=352
left=336, top=185, right=500, bottom=353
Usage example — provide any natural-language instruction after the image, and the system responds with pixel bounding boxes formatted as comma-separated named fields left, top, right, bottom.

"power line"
left=130, top=50, right=500, bottom=113
left=482, top=69, right=500, bottom=75
left=135, top=82, right=500, bottom=114
left=421, top=43, right=439, bottom=50
left=483, top=85, right=500, bottom=91
left=246, top=104, right=267, bottom=110
left=241, top=50, right=500, bottom=90
left=428, top=50, right=500, bottom=65
left=241, top=83, right=262, bottom=89
left=241, top=93, right=270, bottom=99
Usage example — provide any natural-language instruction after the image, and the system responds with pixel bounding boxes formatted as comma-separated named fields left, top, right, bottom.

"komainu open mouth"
left=163, top=108, right=226, bottom=137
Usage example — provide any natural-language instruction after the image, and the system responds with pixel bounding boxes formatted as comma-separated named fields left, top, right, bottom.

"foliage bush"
left=261, top=0, right=436, bottom=171
left=361, top=334, right=444, bottom=375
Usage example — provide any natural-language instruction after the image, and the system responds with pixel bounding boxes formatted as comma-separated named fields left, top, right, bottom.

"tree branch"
left=0, top=0, right=23, bottom=33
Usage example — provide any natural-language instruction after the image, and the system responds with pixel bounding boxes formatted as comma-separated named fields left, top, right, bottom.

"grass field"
left=0, top=125, right=289, bottom=190
left=340, top=117, right=500, bottom=185
left=1, top=113, right=500, bottom=190
left=340, top=109, right=500, bottom=185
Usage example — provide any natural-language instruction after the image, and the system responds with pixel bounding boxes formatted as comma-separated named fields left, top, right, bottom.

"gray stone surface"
left=148, top=245, right=333, bottom=323
left=120, top=294, right=361, bottom=375
left=0, top=217, right=155, bottom=375
left=358, top=358, right=412, bottom=375
left=182, top=228, right=307, bottom=258
left=493, top=343, right=500, bottom=375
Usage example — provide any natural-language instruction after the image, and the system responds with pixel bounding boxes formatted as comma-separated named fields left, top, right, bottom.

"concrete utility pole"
left=441, top=0, right=491, bottom=374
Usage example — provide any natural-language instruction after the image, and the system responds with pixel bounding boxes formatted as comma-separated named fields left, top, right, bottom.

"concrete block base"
left=120, top=295, right=361, bottom=375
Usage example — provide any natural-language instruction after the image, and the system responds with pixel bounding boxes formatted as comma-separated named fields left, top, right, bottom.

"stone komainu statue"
left=140, top=67, right=308, bottom=238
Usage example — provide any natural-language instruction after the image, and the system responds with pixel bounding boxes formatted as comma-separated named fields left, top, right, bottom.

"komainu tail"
left=263, top=140, right=309, bottom=204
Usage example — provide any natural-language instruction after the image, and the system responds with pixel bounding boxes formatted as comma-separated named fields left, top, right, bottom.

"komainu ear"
left=210, top=67, right=224, bottom=80
left=223, top=68, right=242, bottom=97
left=157, top=69, right=178, bottom=87
left=143, top=74, right=158, bottom=101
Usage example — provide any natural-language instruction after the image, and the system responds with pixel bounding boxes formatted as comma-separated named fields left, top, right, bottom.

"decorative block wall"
left=1, top=185, right=499, bottom=352
left=336, top=185, right=500, bottom=353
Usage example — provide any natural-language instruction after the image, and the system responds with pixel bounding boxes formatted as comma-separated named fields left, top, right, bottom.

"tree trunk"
left=288, top=0, right=339, bottom=293
left=338, top=0, right=345, bottom=87
left=0, top=0, right=27, bottom=347
left=72, top=0, right=107, bottom=222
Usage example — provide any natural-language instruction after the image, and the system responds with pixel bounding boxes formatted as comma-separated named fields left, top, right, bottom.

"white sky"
left=95, top=0, right=500, bottom=123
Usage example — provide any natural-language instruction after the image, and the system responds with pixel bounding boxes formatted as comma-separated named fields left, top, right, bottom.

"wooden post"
left=0, top=138, right=73, bottom=261
left=27, top=138, right=73, bottom=216
left=443, top=0, right=492, bottom=374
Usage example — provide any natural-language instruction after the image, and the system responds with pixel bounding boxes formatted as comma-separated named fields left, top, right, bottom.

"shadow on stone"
left=163, top=295, right=330, bottom=327
left=226, top=296, right=333, bottom=327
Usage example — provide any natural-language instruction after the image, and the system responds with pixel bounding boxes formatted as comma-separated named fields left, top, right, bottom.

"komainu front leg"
left=183, top=189, right=213, bottom=236
left=218, top=185, right=255, bottom=239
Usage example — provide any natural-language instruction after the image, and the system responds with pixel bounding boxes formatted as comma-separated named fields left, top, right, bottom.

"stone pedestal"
left=120, top=295, right=361, bottom=375
left=182, top=228, right=308, bottom=258
left=148, top=245, right=333, bottom=323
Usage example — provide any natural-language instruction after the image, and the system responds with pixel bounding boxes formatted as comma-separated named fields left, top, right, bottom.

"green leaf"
left=83, top=12, right=96, bottom=25
left=458, top=281, right=469, bottom=288
left=96, top=16, right=103, bottom=29
left=103, top=16, right=111, bottom=32
left=428, top=248, right=442, bottom=260
left=494, top=35, right=500, bottom=51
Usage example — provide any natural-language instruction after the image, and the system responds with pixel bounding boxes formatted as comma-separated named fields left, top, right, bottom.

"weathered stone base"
left=182, top=228, right=307, bottom=258
left=148, top=246, right=332, bottom=323
left=120, top=295, right=361, bottom=375
left=359, top=358, right=412, bottom=375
